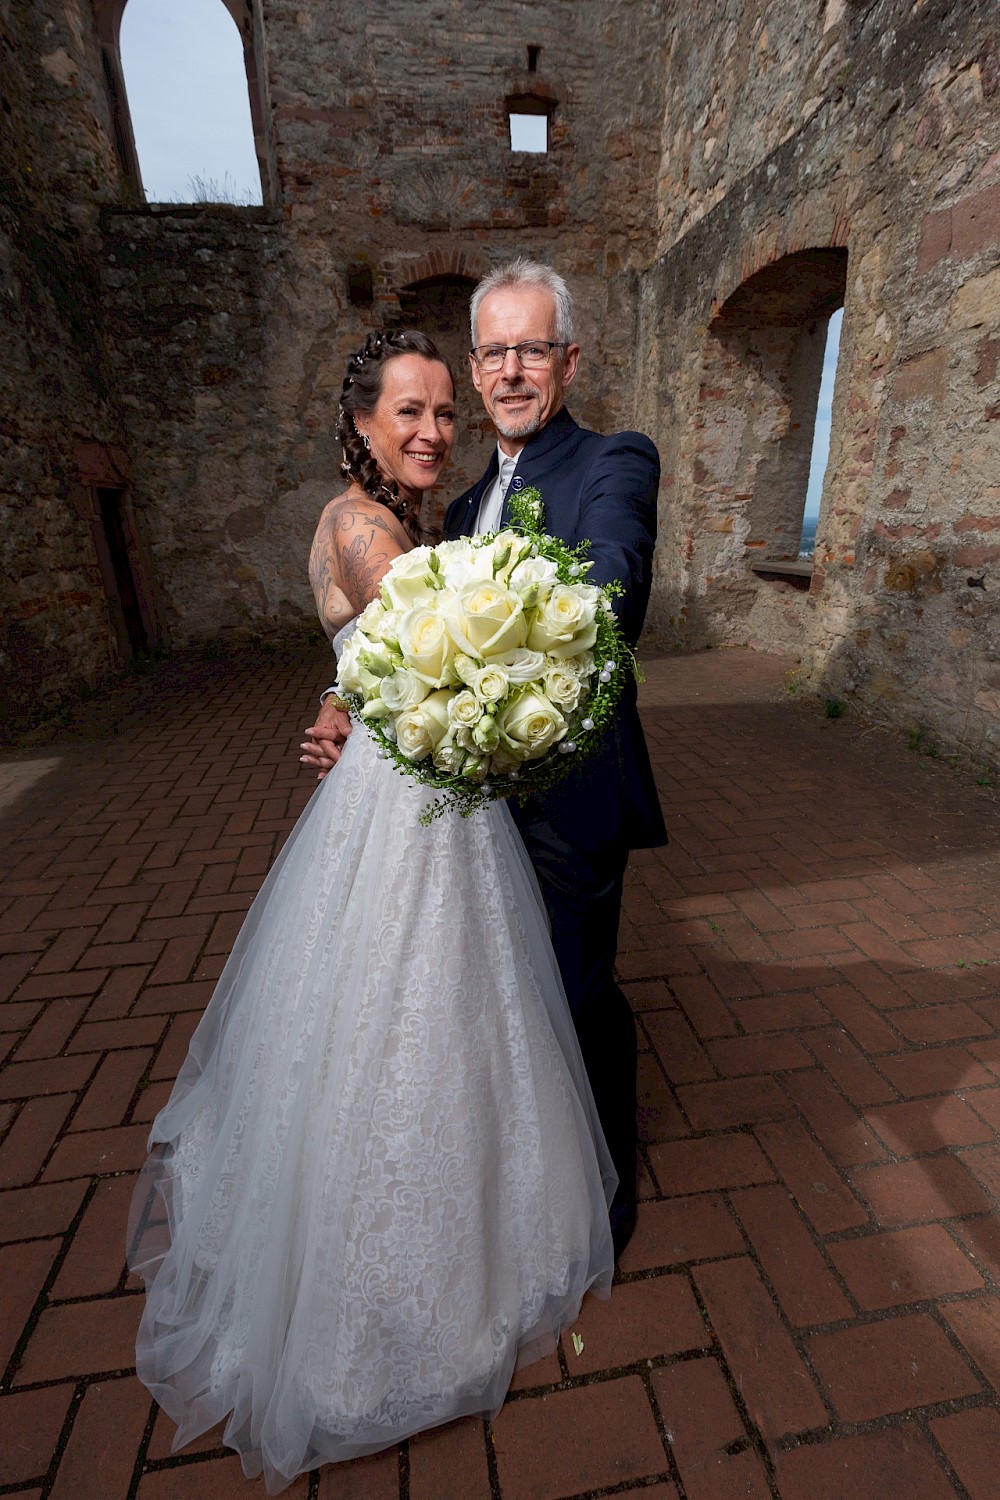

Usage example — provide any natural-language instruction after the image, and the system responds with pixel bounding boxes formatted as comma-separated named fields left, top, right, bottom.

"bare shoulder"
left=326, top=488, right=409, bottom=548
left=322, top=486, right=410, bottom=613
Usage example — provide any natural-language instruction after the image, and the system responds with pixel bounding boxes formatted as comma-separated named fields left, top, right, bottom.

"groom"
left=308, top=260, right=666, bottom=1255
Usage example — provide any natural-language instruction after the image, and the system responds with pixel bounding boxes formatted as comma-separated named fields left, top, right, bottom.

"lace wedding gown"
left=129, top=623, right=616, bottom=1494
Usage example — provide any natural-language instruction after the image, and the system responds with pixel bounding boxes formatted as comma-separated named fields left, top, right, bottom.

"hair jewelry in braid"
left=337, top=330, right=452, bottom=544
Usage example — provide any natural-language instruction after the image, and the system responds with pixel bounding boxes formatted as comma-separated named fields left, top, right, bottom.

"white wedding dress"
left=129, top=622, right=616, bottom=1494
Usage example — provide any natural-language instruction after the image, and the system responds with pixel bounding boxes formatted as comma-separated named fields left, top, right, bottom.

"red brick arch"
left=384, top=247, right=493, bottom=297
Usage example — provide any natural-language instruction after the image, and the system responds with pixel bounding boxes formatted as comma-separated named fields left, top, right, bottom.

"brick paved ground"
left=2, top=642, right=1000, bottom=1500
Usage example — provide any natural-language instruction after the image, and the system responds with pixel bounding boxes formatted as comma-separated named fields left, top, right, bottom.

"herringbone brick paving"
left=2, top=642, right=1000, bottom=1499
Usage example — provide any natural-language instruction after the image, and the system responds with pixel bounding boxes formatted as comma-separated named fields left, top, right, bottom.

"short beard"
left=491, top=391, right=542, bottom=440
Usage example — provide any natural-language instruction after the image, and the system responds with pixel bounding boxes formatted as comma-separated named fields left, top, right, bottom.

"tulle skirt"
left=128, top=722, right=615, bottom=1493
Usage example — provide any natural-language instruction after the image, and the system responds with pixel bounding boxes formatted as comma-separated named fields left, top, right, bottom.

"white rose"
left=380, top=547, right=436, bottom=610
left=565, top=649, right=595, bottom=682
left=439, top=539, right=495, bottom=591
left=509, top=555, right=558, bottom=596
left=357, top=598, right=387, bottom=635
left=526, top=584, right=599, bottom=659
left=452, top=653, right=479, bottom=686
left=491, top=647, right=546, bottom=684
left=543, top=664, right=584, bottom=712
left=336, top=629, right=383, bottom=695
left=471, top=665, right=509, bottom=704
left=490, top=528, right=521, bottom=554
left=398, top=604, right=456, bottom=686
left=380, top=669, right=431, bottom=713
left=461, top=755, right=490, bottom=783
left=448, top=690, right=482, bottom=728
left=369, top=606, right=406, bottom=648
left=432, top=731, right=467, bottom=775
left=498, top=690, right=567, bottom=760
left=395, top=690, right=453, bottom=761
left=446, top=579, right=527, bottom=659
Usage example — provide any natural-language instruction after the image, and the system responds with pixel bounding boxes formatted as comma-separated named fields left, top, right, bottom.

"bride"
left=128, top=329, right=616, bottom=1494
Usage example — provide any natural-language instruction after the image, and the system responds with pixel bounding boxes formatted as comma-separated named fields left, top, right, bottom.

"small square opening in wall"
left=509, top=112, right=548, bottom=152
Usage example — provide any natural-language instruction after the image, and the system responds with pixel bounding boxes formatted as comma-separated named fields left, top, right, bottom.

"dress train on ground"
left=129, top=657, right=615, bottom=1492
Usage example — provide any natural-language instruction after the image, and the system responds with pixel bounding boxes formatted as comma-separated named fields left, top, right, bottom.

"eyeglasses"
left=470, top=341, right=569, bottom=372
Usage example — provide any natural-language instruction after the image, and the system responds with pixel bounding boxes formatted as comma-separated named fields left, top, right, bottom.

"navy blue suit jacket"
left=444, top=406, right=667, bottom=858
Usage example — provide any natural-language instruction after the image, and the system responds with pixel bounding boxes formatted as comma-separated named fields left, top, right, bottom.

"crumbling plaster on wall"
left=645, top=0, right=1000, bottom=761
left=2, top=0, right=999, bottom=764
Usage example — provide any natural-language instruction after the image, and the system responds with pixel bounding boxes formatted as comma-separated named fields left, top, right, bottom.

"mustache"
left=494, top=386, right=537, bottom=400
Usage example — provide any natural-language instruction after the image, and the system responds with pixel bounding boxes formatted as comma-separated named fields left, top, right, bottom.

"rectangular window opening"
left=509, top=112, right=548, bottom=153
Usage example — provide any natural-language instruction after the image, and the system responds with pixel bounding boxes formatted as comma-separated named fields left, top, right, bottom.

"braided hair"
left=337, top=329, right=453, bottom=544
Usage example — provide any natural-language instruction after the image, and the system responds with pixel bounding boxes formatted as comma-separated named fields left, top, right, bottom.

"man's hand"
left=300, top=700, right=352, bottom=779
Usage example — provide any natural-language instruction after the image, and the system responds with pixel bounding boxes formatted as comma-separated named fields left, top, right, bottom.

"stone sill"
left=750, top=558, right=814, bottom=591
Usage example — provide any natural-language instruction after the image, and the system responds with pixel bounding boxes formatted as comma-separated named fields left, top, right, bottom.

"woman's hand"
left=300, top=701, right=352, bottom=779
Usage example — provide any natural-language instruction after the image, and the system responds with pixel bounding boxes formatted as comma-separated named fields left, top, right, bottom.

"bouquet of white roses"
left=335, top=489, right=633, bottom=820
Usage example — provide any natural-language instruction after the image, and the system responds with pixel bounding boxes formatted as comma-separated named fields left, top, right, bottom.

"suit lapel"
left=499, top=407, right=579, bottom=527
left=450, top=451, right=499, bottom=538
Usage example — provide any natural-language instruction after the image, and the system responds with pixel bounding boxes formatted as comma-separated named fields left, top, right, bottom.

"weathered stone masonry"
left=2, top=0, right=998, bottom=767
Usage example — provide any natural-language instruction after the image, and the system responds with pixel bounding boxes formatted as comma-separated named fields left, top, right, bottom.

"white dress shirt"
left=475, top=449, right=518, bottom=535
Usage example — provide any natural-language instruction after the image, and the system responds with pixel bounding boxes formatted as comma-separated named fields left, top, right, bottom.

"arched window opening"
left=800, top=306, right=843, bottom=559
left=701, top=248, right=848, bottom=589
left=119, top=0, right=263, bottom=204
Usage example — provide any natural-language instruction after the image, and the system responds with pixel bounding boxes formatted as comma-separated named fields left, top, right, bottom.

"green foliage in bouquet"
left=340, top=487, right=639, bottom=823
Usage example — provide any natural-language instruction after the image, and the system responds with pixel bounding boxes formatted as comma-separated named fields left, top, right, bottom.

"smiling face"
left=469, top=284, right=580, bottom=455
left=355, top=354, right=456, bottom=504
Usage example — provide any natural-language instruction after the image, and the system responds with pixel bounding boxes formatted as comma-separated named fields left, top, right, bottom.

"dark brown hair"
left=337, top=330, right=453, bottom=544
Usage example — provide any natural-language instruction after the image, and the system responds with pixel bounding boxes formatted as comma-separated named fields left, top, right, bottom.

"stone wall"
left=3, top=0, right=999, bottom=765
left=0, top=0, right=139, bottom=729
left=90, top=3, right=667, bottom=652
left=643, top=0, right=1000, bottom=763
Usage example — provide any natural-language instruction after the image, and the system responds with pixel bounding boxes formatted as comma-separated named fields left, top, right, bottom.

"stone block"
left=917, top=207, right=953, bottom=274
left=951, top=267, right=1000, bottom=330
left=892, top=348, right=948, bottom=402
left=952, top=183, right=1000, bottom=261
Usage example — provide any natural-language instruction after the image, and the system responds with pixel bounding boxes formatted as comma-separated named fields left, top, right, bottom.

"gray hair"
left=470, top=257, right=575, bottom=347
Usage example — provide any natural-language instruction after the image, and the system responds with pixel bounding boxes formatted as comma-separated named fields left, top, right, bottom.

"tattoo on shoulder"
left=332, top=497, right=398, bottom=540
left=330, top=498, right=405, bottom=610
